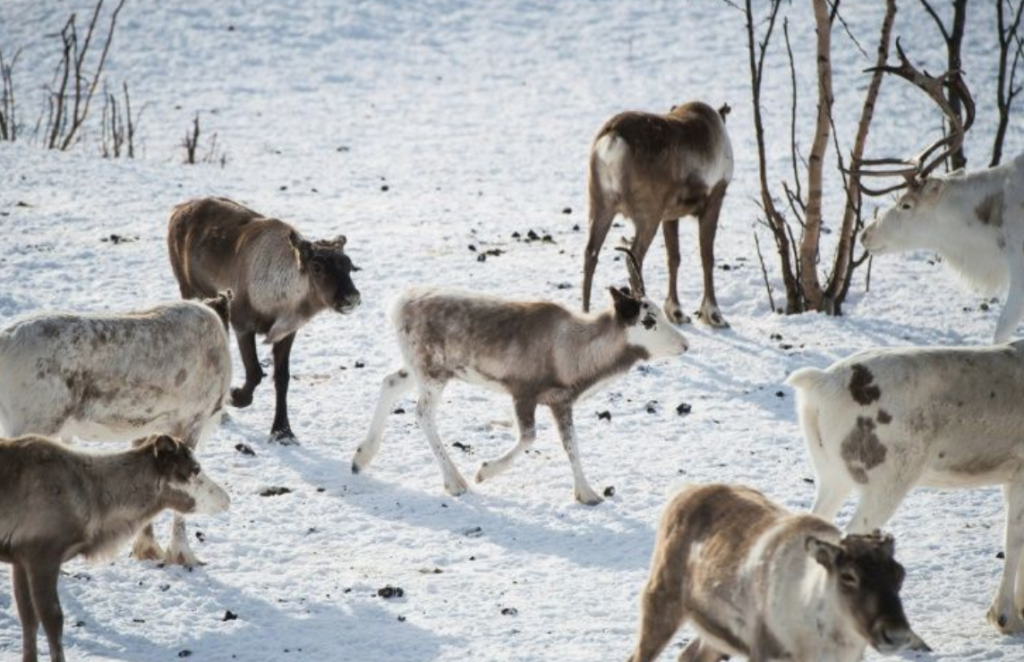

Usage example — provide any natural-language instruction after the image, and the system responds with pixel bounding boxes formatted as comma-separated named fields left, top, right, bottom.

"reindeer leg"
left=230, top=329, right=263, bottom=408
left=417, top=380, right=469, bottom=496
left=352, top=368, right=415, bottom=473
left=550, top=402, right=602, bottom=505
left=131, top=524, right=165, bottom=562
left=583, top=200, right=616, bottom=313
left=696, top=182, right=728, bottom=328
left=661, top=218, right=689, bottom=324
left=811, top=479, right=852, bottom=523
left=26, top=559, right=64, bottom=662
left=677, top=638, right=727, bottom=662
left=269, top=331, right=298, bottom=444
left=476, top=397, right=536, bottom=483
left=13, top=563, right=39, bottom=662
left=994, top=256, right=1024, bottom=344
left=628, top=573, right=687, bottom=662
left=989, top=482, right=1024, bottom=633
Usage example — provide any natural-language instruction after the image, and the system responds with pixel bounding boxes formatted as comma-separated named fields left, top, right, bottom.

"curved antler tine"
left=857, top=179, right=912, bottom=197
left=614, top=247, right=645, bottom=298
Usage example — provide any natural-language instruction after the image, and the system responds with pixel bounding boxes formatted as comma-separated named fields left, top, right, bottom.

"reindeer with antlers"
left=857, top=41, right=1024, bottom=343
left=352, top=249, right=689, bottom=504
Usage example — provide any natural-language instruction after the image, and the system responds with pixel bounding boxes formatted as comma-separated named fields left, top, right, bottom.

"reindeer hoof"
left=445, top=474, right=469, bottom=496
left=230, top=387, right=254, bottom=408
left=988, top=604, right=1024, bottom=634
left=697, top=307, right=729, bottom=329
left=269, top=428, right=299, bottom=445
left=575, top=489, right=604, bottom=506
left=663, top=301, right=691, bottom=325
left=131, top=538, right=165, bottom=563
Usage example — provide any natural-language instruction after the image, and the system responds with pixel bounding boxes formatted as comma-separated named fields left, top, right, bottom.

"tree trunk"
left=801, top=0, right=832, bottom=309
left=823, top=0, right=897, bottom=314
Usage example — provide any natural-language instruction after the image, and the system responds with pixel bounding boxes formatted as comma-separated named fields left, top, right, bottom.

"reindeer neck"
left=559, top=311, right=646, bottom=396
left=85, top=450, right=165, bottom=520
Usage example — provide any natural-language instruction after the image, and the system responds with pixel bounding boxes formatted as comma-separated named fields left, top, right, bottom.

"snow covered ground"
left=1, top=1, right=1023, bottom=660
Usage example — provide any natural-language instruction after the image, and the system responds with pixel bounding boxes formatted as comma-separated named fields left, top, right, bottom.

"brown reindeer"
left=582, top=101, right=733, bottom=328
left=629, top=483, right=928, bottom=662
left=0, top=435, right=229, bottom=662
left=168, top=197, right=361, bottom=443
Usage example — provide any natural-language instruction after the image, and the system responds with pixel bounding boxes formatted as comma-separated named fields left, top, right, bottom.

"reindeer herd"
left=2, top=45, right=1024, bottom=662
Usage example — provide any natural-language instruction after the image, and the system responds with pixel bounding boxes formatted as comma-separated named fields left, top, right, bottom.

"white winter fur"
left=862, top=152, right=1024, bottom=342
left=787, top=340, right=1024, bottom=633
left=0, top=300, right=231, bottom=566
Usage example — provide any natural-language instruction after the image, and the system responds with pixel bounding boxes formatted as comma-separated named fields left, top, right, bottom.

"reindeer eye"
left=900, top=201, right=913, bottom=211
left=840, top=571, right=859, bottom=587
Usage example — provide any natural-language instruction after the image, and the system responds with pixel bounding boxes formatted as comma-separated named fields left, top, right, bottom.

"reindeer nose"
left=873, top=622, right=921, bottom=652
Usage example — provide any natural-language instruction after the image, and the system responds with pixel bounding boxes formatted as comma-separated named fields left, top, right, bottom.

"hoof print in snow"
left=597, top=410, right=612, bottom=421
left=223, top=610, right=238, bottom=621
left=178, top=651, right=192, bottom=659
left=461, top=526, right=484, bottom=538
left=377, top=585, right=404, bottom=599
left=676, top=403, right=692, bottom=415
left=234, top=442, right=256, bottom=457
left=259, top=486, right=292, bottom=497
left=501, top=607, right=519, bottom=616
left=452, top=441, right=472, bottom=453
left=603, top=486, right=615, bottom=498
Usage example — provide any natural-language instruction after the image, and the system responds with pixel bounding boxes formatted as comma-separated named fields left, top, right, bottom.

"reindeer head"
left=148, top=435, right=230, bottom=515
left=855, top=39, right=974, bottom=256
left=289, top=232, right=362, bottom=314
left=807, top=532, right=929, bottom=654
left=610, top=248, right=688, bottom=359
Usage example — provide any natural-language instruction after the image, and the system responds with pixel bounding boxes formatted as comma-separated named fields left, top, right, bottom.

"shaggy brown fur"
left=168, top=197, right=361, bottom=441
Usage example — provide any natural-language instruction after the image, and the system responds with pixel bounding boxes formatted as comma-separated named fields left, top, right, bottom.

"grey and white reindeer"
left=0, top=296, right=232, bottom=566
left=353, top=249, right=688, bottom=504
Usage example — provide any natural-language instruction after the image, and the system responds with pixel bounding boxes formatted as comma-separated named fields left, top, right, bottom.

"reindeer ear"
left=609, top=286, right=641, bottom=322
left=921, top=178, right=946, bottom=199
left=806, top=536, right=843, bottom=571
left=289, top=231, right=312, bottom=267
left=718, top=103, right=731, bottom=122
left=332, top=235, right=347, bottom=250
left=153, top=434, right=178, bottom=458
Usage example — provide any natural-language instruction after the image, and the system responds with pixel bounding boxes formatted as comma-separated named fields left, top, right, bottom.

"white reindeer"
left=855, top=41, right=1024, bottom=342
left=352, top=250, right=688, bottom=504
left=788, top=340, right=1024, bottom=633
left=628, top=483, right=928, bottom=662
left=0, top=296, right=232, bottom=566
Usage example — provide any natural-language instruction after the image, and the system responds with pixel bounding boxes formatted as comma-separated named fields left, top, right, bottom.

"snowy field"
left=2, top=1, right=1024, bottom=660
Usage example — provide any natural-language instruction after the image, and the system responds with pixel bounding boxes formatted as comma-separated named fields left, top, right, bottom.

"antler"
left=854, top=38, right=975, bottom=195
left=615, top=247, right=645, bottom=298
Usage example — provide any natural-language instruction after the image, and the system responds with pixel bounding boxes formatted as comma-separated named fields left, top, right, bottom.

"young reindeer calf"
left=629, top=484, right=928, bottom=662
left=0, top=435, right=229, bottom=662
left=353, top=250, right=687, bottom=504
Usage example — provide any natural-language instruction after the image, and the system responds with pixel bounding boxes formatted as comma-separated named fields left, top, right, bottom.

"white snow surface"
left=1, top=1, right=1023, bottom=660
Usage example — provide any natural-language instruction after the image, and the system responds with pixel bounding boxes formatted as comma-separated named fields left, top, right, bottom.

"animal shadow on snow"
left=275, top=441, right=656, bottom=572
left=7, top=566, right=457, bottom=661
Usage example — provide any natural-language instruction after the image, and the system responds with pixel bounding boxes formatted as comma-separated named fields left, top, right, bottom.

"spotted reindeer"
left=789, top=340, right=1024, bottom=633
